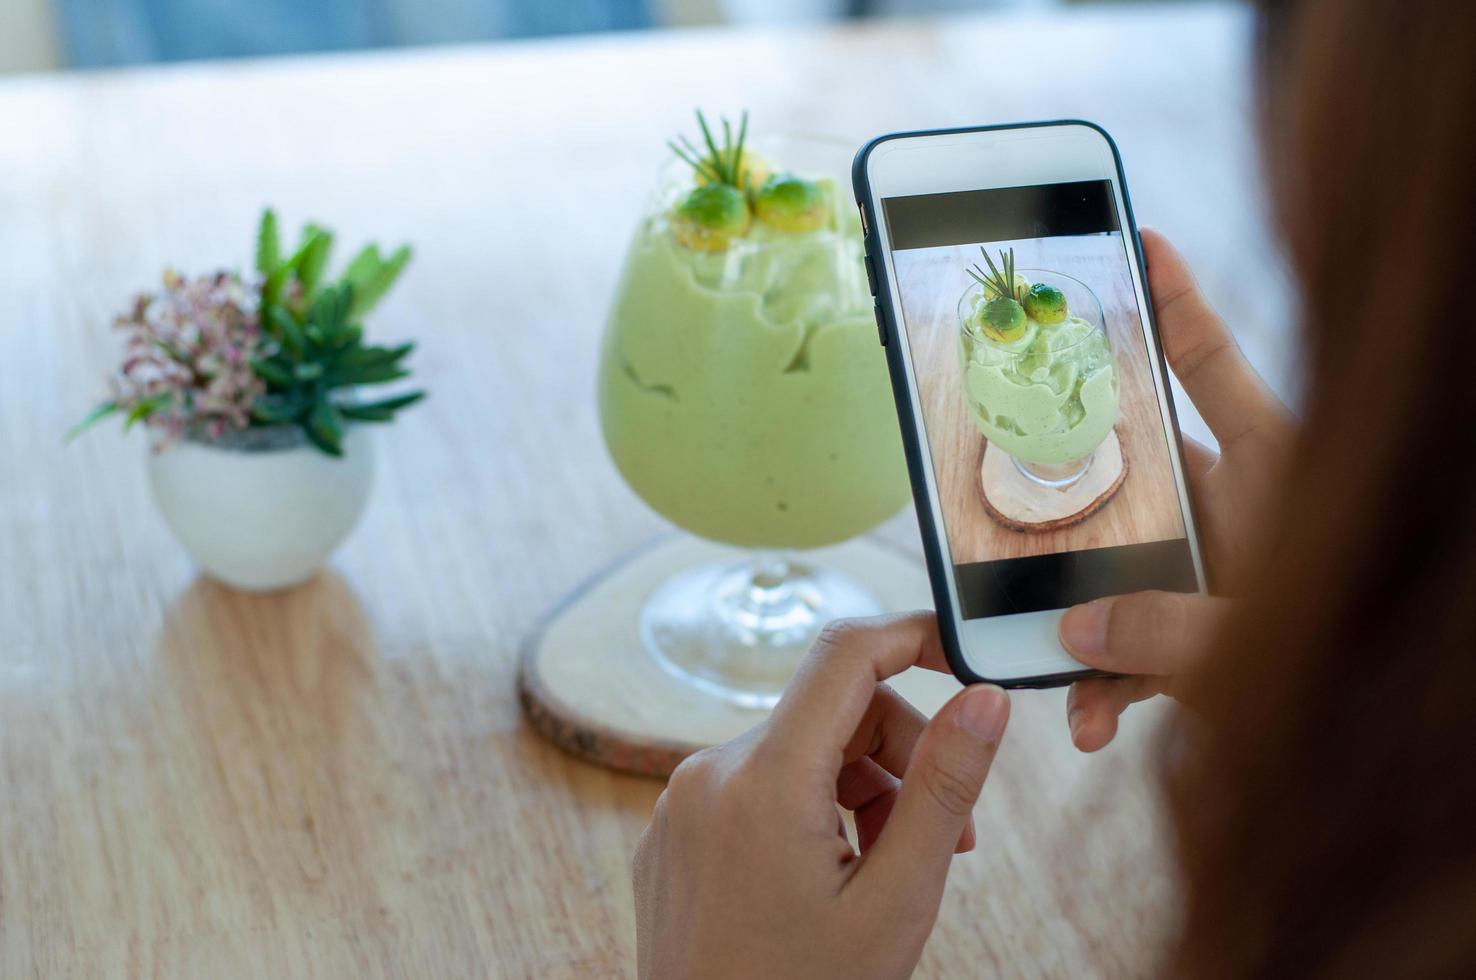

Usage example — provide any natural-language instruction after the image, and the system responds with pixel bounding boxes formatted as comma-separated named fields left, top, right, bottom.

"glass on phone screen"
left=883, top=180, right=1197, bottom=618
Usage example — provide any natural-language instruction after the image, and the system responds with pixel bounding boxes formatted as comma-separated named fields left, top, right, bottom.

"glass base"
left=639, top=553, right=883, bottom=710
left=1012, top=452, right=1094, bottom=489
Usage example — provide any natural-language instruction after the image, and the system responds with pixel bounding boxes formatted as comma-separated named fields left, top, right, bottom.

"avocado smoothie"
left=599, top=119, right=908, bottom=550
left=957, top=254, right=1119, bottom=471
left=593, top=113, right=914, bottom=710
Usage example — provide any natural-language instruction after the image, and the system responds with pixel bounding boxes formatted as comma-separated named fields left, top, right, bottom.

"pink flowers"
left=111, top=270, right=265, bottom=448
left=71, top=209, right=421, bottom=456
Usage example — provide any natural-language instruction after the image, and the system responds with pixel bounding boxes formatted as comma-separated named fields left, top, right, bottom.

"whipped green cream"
left=959, top=311, right=1119, bottom=465
left=599, top=212, right=909, bottom=549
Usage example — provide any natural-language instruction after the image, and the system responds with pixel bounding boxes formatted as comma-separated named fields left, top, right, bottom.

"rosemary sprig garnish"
left=967, top=246, right=1020, bottom=301
left=668, top=110, right=750, bottom=188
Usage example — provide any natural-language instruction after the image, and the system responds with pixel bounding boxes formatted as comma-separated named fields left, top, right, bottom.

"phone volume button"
left=863, top=252, right=879, bottom=296
left=873, top=302, right=888, bottom=347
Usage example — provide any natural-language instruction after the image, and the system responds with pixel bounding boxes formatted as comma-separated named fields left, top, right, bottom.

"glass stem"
left=640, top=547, right=884, bottom=709
left=743, top=552, right=794, bottom=611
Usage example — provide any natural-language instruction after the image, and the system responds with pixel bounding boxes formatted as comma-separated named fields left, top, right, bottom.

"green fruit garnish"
left=986, top=272, right=1030, bottom=302
left=979, top=296, right=1028, bottom=342
left=672, top=183, right=751, bottom=252
left=1023, top=282, right=1067, bottom=324
left=700, top=150, right=771, bottom=194
left=753, top=174, right=828, bottom=233
left=966, top=246, right=1029, bottom=303
left=669, top=109, right=752, bottom=190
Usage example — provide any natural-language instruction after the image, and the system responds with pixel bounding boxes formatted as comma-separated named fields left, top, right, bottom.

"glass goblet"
left=598, top=134, right=910, bottom=708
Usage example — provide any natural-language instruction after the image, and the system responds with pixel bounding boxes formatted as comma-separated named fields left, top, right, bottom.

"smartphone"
left=853, top=121, right=1207, bottom=688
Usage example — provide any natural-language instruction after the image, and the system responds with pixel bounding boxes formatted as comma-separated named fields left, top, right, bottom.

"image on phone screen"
left=883, top=179, right=1199, bottom=619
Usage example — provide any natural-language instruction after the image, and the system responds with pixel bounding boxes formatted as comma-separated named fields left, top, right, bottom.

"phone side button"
left=863, top=252, right=879, bottom=296
left=873, top=302, right=888, bottom=346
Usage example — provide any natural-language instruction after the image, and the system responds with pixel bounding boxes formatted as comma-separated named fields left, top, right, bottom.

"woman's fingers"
left=763, top=614, right=986, bottom=858
left=765, top=613, right=947, bottom=768
left=835, top=689, right=975, bottom=854
left=1140, top=229, right=1287, bottom=449
left=1181, top=434, right=1217, bottom=483
left=838, top=757, right=979, bottom=855
left=841, top=683, right=928, bottom=772
left=837, top=757, right=900, bottom=853
left=1059, top=591, right=1230, bottom=675
left=1066, top=676, right=1166, bottom=752
left=853, top=685, right=1009, bottom=902
left=1173, top=435, right=1218, bottom=516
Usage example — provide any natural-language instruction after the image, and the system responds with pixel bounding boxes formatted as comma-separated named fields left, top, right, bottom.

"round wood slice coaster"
left=979, top=429, right=1128, bottom=532
left=519, top=534, right=954, bottom=779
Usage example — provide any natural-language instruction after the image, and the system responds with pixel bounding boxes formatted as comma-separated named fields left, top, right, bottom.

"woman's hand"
left=1059, top=230, right=1294, bottom=751
left=634, top=613, right=1009, bottom=980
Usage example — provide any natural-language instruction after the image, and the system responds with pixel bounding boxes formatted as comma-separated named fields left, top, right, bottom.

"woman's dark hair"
left=1168, top=0, right=1476, bottom=975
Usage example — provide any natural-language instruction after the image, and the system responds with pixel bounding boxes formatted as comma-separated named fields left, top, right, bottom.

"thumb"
left=1060, top=591, right=1229, bottom=675
left=856, top=685, right=1008, bottom=902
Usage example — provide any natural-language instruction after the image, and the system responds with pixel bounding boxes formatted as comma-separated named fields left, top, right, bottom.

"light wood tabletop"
left=899, top=234, right=1186, bottom=563
left=0, top=4, right=1290, bottom=977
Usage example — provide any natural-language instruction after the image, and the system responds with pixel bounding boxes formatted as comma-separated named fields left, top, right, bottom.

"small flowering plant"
left=71, top=209, right=423, bottom=456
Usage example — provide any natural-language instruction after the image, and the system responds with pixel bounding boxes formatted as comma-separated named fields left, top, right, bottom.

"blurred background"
left=3, top=0, right=1181, bottom=73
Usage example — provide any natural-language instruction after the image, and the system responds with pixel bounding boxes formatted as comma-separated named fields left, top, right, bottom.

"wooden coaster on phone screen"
left=978, top=429, right=1127, bottom=532
left=518, top=534, right=953, bottom=779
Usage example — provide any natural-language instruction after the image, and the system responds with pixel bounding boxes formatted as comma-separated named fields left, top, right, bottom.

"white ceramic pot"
left=147, top=425, right=375, bottom=591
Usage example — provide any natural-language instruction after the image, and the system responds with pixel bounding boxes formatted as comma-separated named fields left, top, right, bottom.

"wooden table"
left=0, top=4, right=1287, bottom=976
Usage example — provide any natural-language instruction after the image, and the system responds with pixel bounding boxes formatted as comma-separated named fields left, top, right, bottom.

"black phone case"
left=852, top=119, right=1196, bottom=690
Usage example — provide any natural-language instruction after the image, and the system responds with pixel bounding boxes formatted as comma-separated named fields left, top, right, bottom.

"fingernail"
left=958, top=685, right=1008, bottom=741
left=1068, top=705, right=1085, bottom=740
left=1060, top=600, right=1111, bottom=659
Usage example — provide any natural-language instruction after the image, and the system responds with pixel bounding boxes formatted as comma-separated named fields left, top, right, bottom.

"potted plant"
left=71, top=209, right=424, bottom=591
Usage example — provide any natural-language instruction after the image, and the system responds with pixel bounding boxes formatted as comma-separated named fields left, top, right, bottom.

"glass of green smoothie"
left=598, top=112, right=910, bottom=708
left=957, top=250, right=1120, bottom=488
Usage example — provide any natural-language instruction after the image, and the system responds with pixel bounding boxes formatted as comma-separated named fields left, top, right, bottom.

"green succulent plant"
left=249, top=210, right=424, bottom=456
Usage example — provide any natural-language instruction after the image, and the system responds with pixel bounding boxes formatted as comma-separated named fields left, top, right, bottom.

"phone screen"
left=882, top=179, right=1198, bottom=619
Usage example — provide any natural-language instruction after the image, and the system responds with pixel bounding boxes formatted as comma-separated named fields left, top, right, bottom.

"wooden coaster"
left=519, top=535, right=955, bottom=779
left=979, top=429, right=1128, bottom=532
